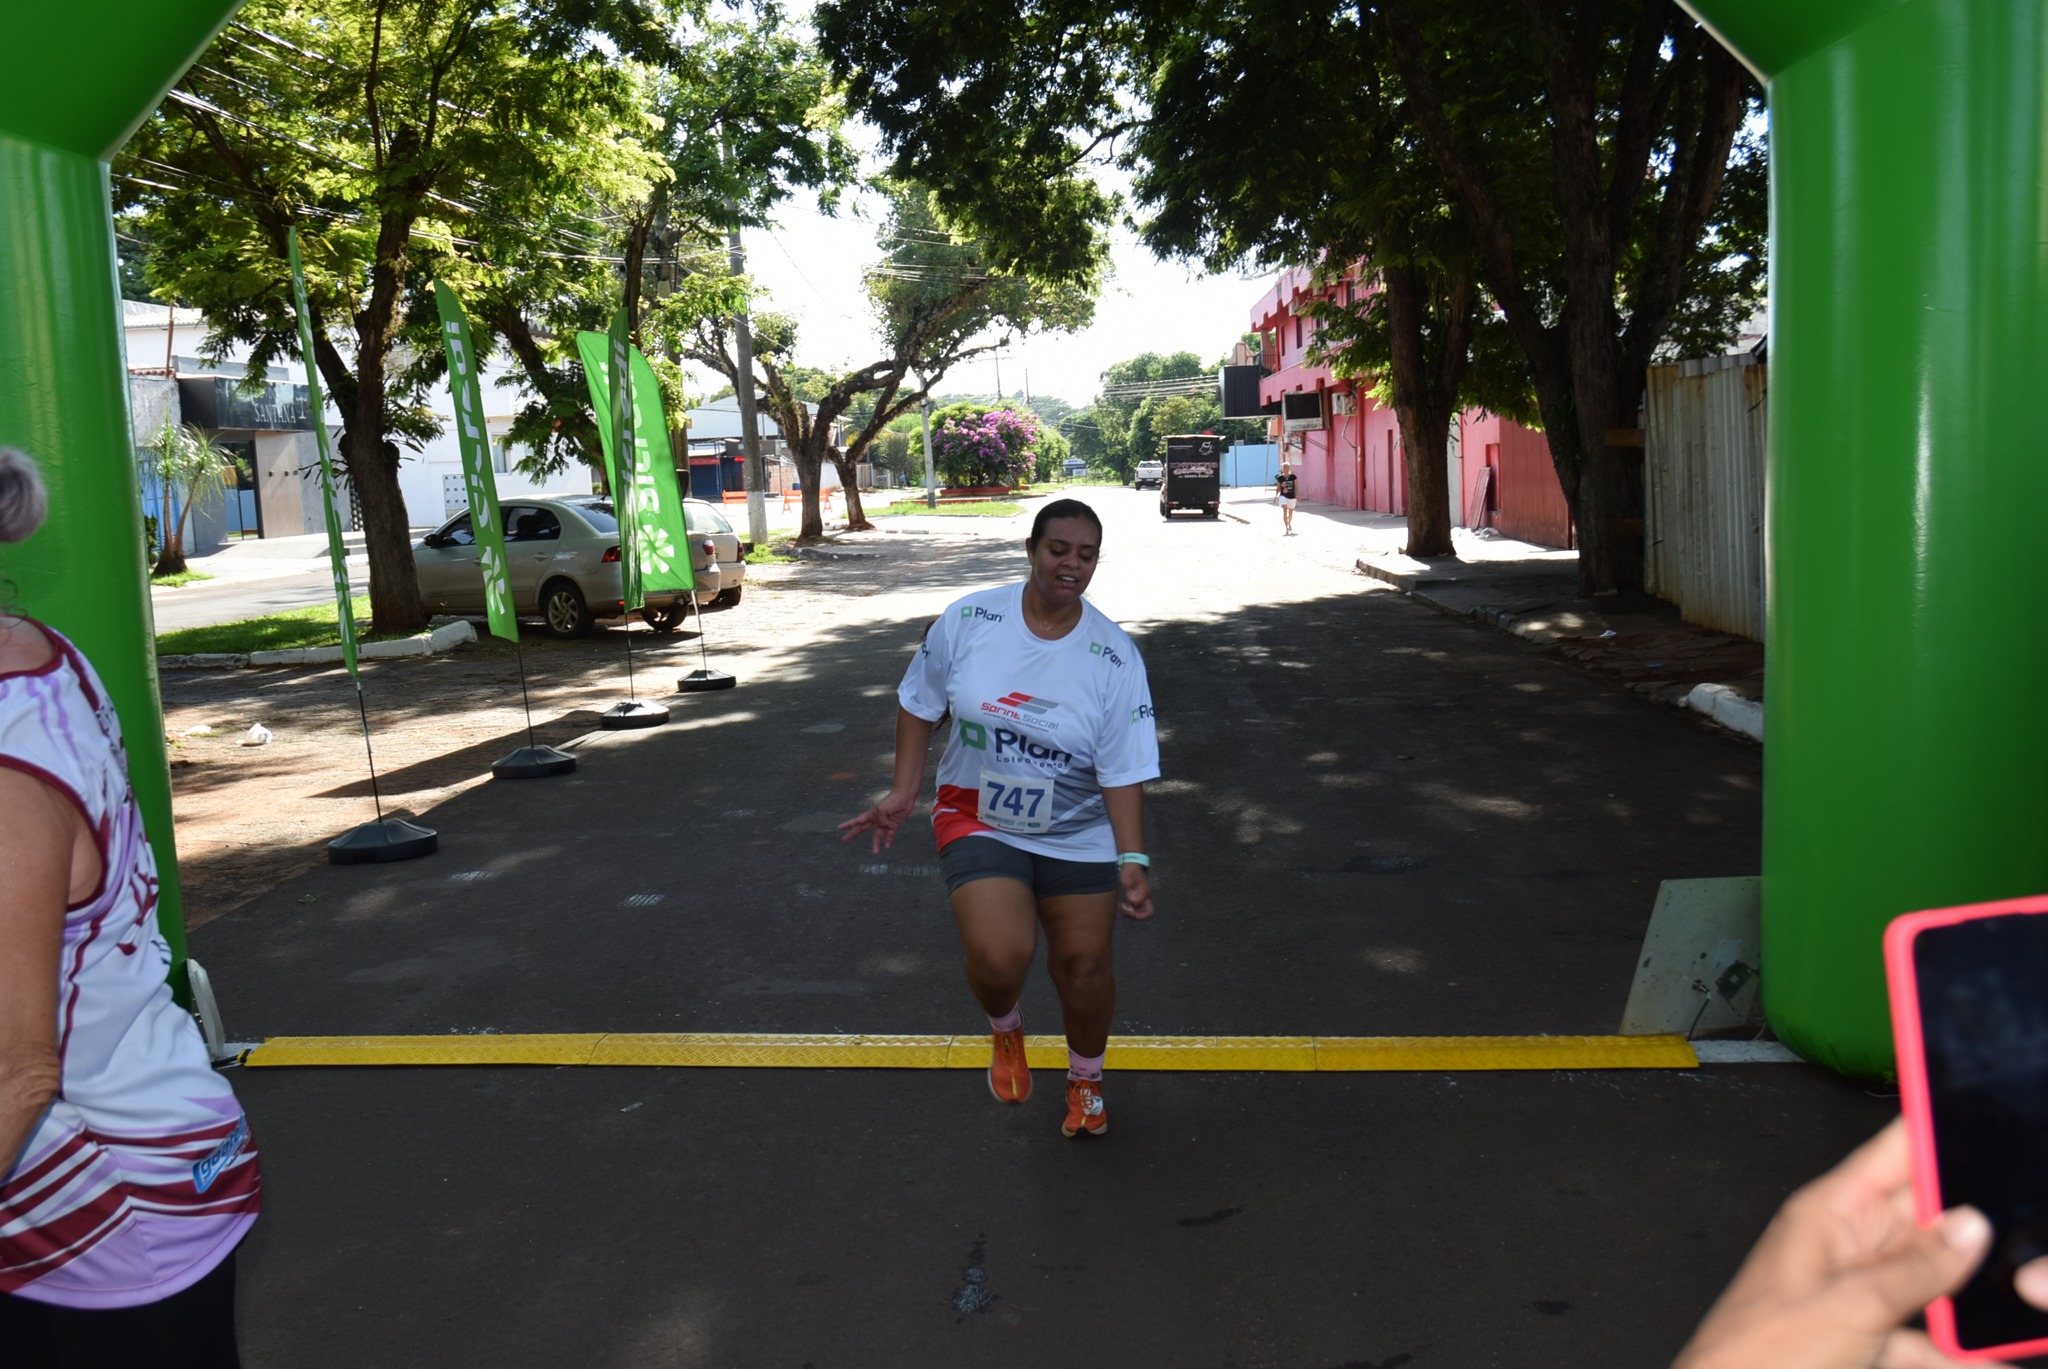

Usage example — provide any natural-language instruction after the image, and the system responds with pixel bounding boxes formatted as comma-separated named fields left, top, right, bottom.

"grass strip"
left=156, top=596, right=417, bottom=656
left=744, top=542, right=799, bottom=565
left=875, top=500, right=1024, bottom=517
left=149, top=570, right=215, bottom=588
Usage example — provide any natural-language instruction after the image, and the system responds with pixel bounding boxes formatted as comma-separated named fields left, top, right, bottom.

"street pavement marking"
left=243, top=1032, right=1705, bottom=1071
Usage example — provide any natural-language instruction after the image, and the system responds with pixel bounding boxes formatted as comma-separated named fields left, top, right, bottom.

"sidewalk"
left=1238, top=489, right=1765, bottom=739
left=160, top=532, right=373, bottom=586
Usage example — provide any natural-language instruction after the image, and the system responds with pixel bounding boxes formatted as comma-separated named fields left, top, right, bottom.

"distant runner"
left=841, top=498, right=1160, bottom=1138
left=1275, top=462, right=1299, bottom=535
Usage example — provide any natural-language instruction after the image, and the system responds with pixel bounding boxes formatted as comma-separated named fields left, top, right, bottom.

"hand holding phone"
left=1672, top=1118, right=1996, bottom=1369
left=1888, top=894, right=2048, bottom=1361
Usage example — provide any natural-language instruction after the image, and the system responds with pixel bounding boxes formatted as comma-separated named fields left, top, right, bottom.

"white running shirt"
left=899, top=582, right=1160, bottom=861
left=0, top=621, right=260, bottom=1309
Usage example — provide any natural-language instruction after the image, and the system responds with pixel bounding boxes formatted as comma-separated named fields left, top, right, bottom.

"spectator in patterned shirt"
left=0, top=448, right=260, bottom=1368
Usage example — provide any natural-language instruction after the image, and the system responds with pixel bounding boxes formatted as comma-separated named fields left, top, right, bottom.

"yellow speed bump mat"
left=243, top=1032, right=1698, bottom=1072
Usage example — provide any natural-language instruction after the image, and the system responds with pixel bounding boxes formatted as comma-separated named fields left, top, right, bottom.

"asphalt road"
left=195, top=488, right=1887, bottom=1367
left=151, top=563, right=371, bottom=634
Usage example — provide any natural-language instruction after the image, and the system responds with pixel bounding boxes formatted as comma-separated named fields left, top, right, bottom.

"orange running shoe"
left=988, top=1029, right=1032, bottom=1104
left=1061, top=1079, right=1108, bottom=1137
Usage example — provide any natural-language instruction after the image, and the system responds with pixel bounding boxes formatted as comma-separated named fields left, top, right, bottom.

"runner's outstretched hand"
left=1671, top=1118, right=2001, bottom=1369
left=1118, top=863, right=1154, bottom=921
left=840, top=788, right=918, bottom=854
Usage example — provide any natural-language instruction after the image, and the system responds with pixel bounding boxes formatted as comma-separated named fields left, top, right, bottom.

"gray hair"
left=0, top=448, right=48, bottom=544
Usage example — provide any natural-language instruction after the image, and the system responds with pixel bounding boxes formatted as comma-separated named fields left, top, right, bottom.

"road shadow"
left=190, top=563, right=1760, bottom=1043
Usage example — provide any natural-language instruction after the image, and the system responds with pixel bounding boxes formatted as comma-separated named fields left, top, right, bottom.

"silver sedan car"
left=414, top=493, right=746, bottom=638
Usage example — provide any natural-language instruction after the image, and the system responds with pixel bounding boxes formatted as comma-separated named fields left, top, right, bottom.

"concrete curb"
left=160, top=620, right=476, bottom=671
left=1358, top=555, right=1763, bottom=744
left=1355, top=555, right=1463, bottom=591
left=1682, top=682, right=1764, bottom=742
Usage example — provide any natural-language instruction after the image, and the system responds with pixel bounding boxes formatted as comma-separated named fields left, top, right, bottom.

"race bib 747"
left=978, top=769, right=1052, bottom=833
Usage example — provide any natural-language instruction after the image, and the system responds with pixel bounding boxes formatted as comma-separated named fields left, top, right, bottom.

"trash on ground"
left=239, top=723, right=272, bottom=747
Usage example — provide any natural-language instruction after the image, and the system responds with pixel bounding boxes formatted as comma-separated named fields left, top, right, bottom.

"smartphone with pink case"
left=1887, top=893, right=2048, bottom=1361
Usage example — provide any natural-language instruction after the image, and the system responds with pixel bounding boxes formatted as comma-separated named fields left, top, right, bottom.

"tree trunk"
left=1395, top=412, right=1454, bottom=558
left=152, top=486, right=187, bottom=577
left=152, top=540, right=187, bottom=578
left=343, top=433, right=426, bottom=633
left=828, top=446, right=873, bottom=531
left=1381, top=264, right=1461, bottom=559
left=1562, top=299, right=1636, bottom=593
left=791, top=440, right=827, bottom=541
left=340, top=209, right=428, bottom=634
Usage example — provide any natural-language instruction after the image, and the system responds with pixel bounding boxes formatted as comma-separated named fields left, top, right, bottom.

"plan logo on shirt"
left=1088, top=640, right=1126, bottom=669
left=1130, top=704, right=1155, bottom=724
left=960, top=605, right=1005, bottom=623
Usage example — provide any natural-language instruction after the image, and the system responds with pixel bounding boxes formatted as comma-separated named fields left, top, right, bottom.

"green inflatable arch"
left=1, top=5, right=243, bottom=997
left=1683, top=0, right=2048, bottom=1074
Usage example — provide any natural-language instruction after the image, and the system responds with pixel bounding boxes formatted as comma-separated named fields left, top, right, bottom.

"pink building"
left=1249, top=266, right=1574, bottom=548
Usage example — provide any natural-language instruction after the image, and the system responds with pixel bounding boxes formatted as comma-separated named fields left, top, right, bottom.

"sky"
left=705, top=178, right=1278, bottom=410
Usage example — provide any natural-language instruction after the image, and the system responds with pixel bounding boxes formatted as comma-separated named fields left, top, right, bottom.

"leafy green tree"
left=1032, top=423, right=1072, bottom=481
left=1024, top=394, right=1076, bottom=428
left=486, top=7, right=857, bottom=483
left=1379, top=1, right=1760, bottom=588
left=1128, top=394, right=1208, bottom=467
left=684, top=182, right=1098, bottom=538
left=1092, top=351, right=1209, bottom=478
left=1059, top=407, right=1109, bottom=472
left=1084, top=350, right=1259, bottom=478
left=1136, top=0, right=1530, bottom=556
left=141, top=419, right=237, bottom=577
left=820, top=0, right=1765, bottom=591
left=118, top=0, right=668, bottom=632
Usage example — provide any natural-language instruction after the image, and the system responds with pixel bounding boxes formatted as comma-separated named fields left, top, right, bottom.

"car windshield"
left=565, top=500, right=619, bottom=533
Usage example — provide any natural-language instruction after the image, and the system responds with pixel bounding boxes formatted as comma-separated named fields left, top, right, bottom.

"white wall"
left=124, top=310, right=600, bottom=532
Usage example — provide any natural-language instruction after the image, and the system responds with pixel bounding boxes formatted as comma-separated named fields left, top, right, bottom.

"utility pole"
left=917, top=372, right=937, bottom=510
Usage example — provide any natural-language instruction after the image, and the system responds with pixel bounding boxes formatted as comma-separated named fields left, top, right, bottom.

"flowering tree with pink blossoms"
left=932, top=404, right=1044, bottom=488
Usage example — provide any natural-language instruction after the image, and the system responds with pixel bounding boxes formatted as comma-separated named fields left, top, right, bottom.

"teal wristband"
left=1116, top=852, right=1151, bottom=868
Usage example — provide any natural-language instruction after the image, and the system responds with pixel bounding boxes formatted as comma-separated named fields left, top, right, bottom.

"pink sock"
left=1067, top=1050, right=1103, bottom=1082
left=988, top=1007, right=1022, bottom=1034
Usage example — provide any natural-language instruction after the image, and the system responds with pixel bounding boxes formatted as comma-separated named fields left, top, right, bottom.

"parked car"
left=1133, top=458, right=1164, bottom=489
left=413, top=493, right=746, bottom=638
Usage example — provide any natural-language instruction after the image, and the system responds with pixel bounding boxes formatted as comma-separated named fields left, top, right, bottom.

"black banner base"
left=599, top=700, right=670, bottom=729
left=676, top=669, right=737, bottom=693
left=329, top=818, right=439, bottom=865
left=491, top=745, right=577, bottom=779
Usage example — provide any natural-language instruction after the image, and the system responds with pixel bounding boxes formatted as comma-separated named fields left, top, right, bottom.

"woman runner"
left=841, top=499, right=1159, bottom=1137
left=1275, top=461, right=1298, bottom=535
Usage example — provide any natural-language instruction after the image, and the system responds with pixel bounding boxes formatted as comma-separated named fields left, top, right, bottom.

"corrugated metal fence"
left=1645, top=355, right=1766, bottom=641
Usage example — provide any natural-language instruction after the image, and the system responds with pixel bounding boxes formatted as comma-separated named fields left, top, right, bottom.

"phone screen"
left=1915, top=911, right=2048, bottom=1351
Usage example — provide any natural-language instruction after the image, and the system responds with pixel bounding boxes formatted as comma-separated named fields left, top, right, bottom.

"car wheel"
left=541, top=579, right=593, bottom=638
left=712, top=586, right=743, bottom=609
left=642, top=603, right=690, bottom=633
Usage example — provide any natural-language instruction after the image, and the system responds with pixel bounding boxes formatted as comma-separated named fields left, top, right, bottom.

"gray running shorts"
left=939, top=834, right=1119, bottom=899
